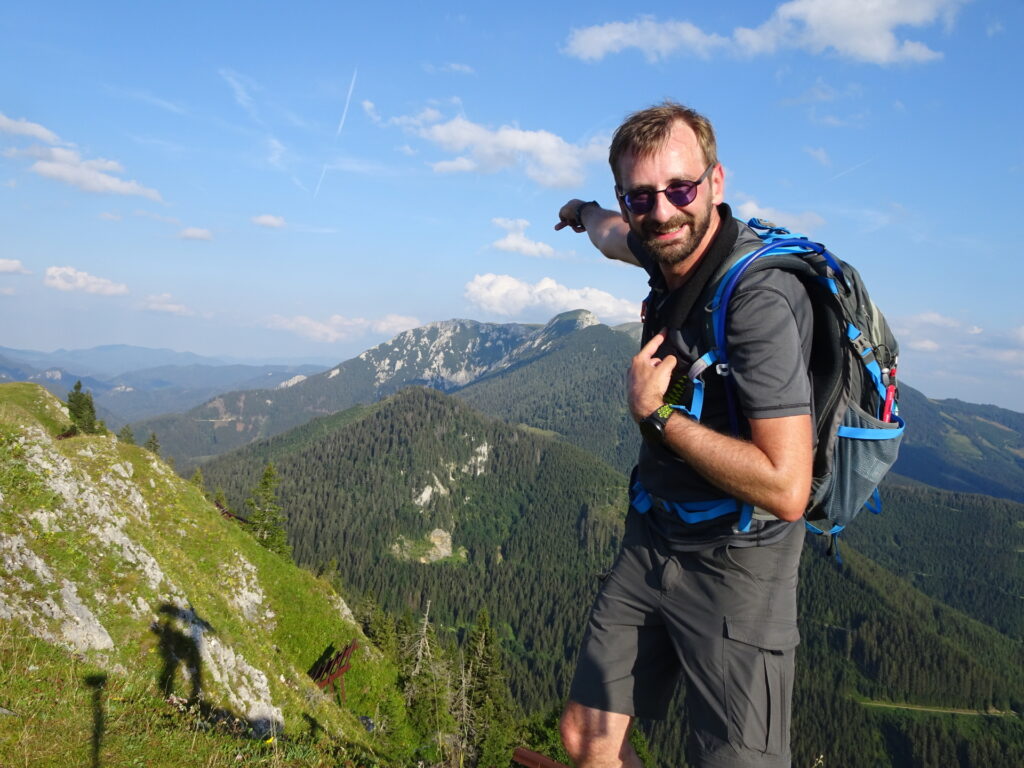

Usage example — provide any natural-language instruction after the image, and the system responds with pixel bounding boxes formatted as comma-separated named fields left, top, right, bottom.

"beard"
left=635, top=196, right=714, bottom=268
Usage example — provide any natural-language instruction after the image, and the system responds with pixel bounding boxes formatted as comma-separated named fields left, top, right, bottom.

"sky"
left=2, top=1, right=1023, bottom=409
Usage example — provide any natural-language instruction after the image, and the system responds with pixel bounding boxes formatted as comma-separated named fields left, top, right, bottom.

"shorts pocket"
left=723, top=617, right=799, bottom=756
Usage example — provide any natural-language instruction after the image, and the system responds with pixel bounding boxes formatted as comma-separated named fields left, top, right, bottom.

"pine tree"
left=401, top=602, right=458, bottom=765
left=117, top=425, right=135, bottom=444
left=245, top=463, right=291, bottom=558
left=463, top=608, right=518, bottom=767
left=66, top=380, right=98, bottom=434
left=143, top=432, right=160, bottom=455
left=189, top=467, right=206, bottom=494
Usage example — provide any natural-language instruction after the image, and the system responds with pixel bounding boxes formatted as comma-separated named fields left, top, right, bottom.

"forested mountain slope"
left=202, top=387, right=1024, bottom=767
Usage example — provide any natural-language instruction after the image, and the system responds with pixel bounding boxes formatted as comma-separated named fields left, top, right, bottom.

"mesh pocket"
left=822, top=404, right=903, bottom=527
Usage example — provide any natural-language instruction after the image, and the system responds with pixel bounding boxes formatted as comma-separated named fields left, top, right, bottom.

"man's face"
left=616, top=121, right=722, bottom=268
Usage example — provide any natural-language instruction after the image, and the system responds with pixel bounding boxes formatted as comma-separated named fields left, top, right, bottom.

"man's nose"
left=649, top=189, right=680, bottom=222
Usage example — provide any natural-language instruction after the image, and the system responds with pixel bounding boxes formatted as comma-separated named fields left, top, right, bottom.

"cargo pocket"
left=723, top=617, right=800, bottom=756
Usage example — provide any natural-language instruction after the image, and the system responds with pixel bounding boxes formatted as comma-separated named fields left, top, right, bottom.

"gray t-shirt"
left=630, top=212, right=814, bottom=549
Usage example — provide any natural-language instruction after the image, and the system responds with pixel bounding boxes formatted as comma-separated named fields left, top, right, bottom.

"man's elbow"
left=766, top=484, right=811, bottom=522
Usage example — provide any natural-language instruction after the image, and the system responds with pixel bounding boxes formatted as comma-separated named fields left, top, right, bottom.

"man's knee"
left=560, top=700, right=634, bottom=765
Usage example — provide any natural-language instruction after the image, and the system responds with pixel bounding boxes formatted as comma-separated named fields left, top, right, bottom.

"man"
left=554, top=102, right=813, bottom=768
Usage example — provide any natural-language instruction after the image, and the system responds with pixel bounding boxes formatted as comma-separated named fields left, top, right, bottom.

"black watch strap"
left=574, top=200, right=599, bottom=228
left=639, top=404, right=675, bottom=443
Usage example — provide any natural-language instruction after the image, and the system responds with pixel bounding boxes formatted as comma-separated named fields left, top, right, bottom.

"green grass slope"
left=0, top=383, right=421, bottom=767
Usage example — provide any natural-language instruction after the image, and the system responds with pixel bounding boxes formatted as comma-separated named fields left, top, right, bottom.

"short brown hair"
left=608, top=101, right=718, bottom=188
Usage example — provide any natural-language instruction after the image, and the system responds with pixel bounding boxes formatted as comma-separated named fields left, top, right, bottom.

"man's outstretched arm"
left=555, top=199, right=639, bottom=267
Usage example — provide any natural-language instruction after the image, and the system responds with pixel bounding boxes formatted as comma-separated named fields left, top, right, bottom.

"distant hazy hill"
left=0, top=383, right=430, bottom=766
left=0, top=346, right=324, bottom=427
left=133, top=312, right=601, bottom=470
left=0, top=344, right=226, bottom=378
left=893, top=385, right=1024, bottom=503
left=202, top=387, right=1024, bottom=768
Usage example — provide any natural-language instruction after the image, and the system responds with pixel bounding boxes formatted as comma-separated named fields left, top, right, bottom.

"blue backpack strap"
left=630, top=479, right=754, bottom=531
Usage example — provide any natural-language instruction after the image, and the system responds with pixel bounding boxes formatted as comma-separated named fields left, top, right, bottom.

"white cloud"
left=368, top=104, right=607, bottom=187
left=267, top=137, right=286, bottom=168
left=909, top=311, right=961, bottom=328
left=220, top=68, right=259, bottom=119
left=465, top=273, right=638, bottom=323
left=564, top=17, right=729, bottom=62
left=490, top=218, right=556, bottom=258
left=908, top=338, right=940, bottom=352
left=565, top=2, right=966, bottom=65
left=99, top=211, right=122, bottom=221
left=0, top=112, right=61, bottom=144
left=397, top=144, right=417, bottom=156
left=252, top=214, right=286, bottom=228
left=0, top=259, right=30, bottom=274
left=44, top=266, right=128, bottom=295
left=432, top=156, right=478, bottom=173
left=442, top=62, right=475, bottom=74
left=362, top=100, right=382, bottom=123
left=373, top=314, right=420, bottom=335
left=0, top=287, right=14, bottom=296
left=135, top=209, right=181, bottom=225
left=735, top=0, right=965, bottom=64
left=178, top=227, right=212, bottom=241
left=736, top=200, right=825, bottom=235
left=10, top=146, right=162, bottom=201
left=418, top=115, right=607, bottom=187
left=267, top=312, right=422, bottom=342
left=804, top=146, right=830, bottom=166
left=144, top=293, right=193, bottom=316
left=267, top=314, right=370, bottom=342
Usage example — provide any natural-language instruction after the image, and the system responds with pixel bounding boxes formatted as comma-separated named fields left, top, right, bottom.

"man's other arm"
left=555, top=199, right=639, bottom=267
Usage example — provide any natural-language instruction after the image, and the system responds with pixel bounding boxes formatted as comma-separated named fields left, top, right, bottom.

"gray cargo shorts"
left=569, top=510, right=804, bottom=768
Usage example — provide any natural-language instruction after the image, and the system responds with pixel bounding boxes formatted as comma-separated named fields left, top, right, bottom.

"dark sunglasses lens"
left=625, top=191, right=654, bottom=214
left=664, top=181, right=697, bottom=207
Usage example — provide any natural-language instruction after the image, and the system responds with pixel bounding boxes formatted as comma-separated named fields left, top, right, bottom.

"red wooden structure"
left=311, top=639, right=359, bottom=701
left=512, top=747, right=570, bottom=768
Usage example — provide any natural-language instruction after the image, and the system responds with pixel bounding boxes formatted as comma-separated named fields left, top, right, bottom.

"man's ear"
left=710, top=163, right=725, bottom=205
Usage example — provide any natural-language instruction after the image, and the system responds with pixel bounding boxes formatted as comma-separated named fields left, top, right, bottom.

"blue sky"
left=2, top=1, right=1023, bottom=409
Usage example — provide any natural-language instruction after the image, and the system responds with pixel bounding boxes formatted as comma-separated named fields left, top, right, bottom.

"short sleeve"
left=725, top=270, right=813, bottom=419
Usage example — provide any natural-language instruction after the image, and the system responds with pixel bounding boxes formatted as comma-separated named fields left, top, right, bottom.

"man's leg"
left=662, top=523, right=805, bottom=767
left=564, top=511, right=680, bottom=767
left=560, top=701, right=641, bottom=768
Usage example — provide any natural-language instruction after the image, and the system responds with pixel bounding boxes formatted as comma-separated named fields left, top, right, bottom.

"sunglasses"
left=618, top=164, right=715, bottom=215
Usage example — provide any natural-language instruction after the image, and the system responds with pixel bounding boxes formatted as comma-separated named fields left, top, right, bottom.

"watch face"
left=639, top=417, right=663, bottom=444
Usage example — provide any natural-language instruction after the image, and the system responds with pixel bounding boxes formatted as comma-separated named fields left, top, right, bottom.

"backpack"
left=645, top=218, right=904, bottom=553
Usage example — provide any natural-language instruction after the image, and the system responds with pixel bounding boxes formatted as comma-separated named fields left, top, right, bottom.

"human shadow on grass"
left=150, top=603, right=280, bottom=739
left=83, top=672, right=107, bottom=768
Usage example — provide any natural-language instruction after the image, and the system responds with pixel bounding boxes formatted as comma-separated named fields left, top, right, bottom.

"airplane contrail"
left=830, top=158, right=872, bottom=182
left=314, top=68, right=358, bottom=199
left=336, top=69, right=357, bottom=137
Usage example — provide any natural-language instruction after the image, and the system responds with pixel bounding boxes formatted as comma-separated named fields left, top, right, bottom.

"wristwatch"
left=574, top=200, right=598, bottom=228
left=639, top=404, right=675, bottom=444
